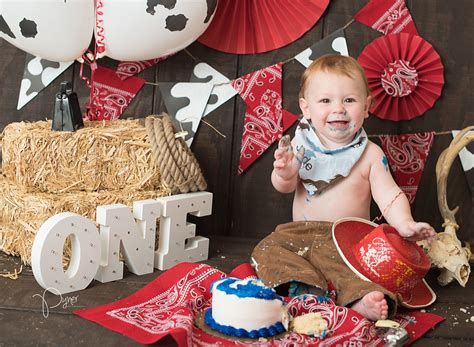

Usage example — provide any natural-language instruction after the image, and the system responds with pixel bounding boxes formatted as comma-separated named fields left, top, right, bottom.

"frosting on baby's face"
left=299, top=71, right=371, bottom=150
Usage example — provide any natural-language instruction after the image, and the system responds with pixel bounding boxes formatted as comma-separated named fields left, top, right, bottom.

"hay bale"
left=0, top=116, right=207, bottom=265
left=0, top=177, right=169, bottom=265
left=1, top=119, right=163, bottom=193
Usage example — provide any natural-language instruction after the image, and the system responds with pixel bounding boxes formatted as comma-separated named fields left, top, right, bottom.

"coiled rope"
left=145, top=114, right=207, bottom=194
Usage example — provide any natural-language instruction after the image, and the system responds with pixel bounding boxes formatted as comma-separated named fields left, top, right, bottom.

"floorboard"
left=1, top=237, right=473, bottom=346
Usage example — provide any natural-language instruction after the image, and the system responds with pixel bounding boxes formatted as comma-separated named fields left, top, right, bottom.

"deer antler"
left=437, top=126, right=474, bottom=224
left=426, top=126, right=473, bottom=287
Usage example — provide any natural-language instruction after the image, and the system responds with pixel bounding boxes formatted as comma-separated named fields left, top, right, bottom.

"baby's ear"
left=299, top=97, right=311, bottom=119
left=364, top=95, right=373, bottom=118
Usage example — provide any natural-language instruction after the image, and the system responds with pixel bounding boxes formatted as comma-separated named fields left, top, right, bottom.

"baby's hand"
left=273, top=135, right=303, bottom=180
left=397, top=221, right=436, bottom=242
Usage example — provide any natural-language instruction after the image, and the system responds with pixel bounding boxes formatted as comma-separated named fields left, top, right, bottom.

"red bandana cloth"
left=86, top=65, right=145, bottom=121
left=116, top=56, right=170, bottom=80
left=354, top=0, right=418, bottom=35
left=231, top=63, right=298, bottom=174
left=380, top=132, right=435, bottom=204
left=75, top=262, right=443, bottom=346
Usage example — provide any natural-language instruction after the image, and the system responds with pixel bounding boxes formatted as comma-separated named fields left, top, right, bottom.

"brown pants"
left=251, top=221, right=397, bottom=317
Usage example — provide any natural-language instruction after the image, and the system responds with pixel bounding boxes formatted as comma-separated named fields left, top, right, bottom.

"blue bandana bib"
left=294, top=118, right=368, bottom=196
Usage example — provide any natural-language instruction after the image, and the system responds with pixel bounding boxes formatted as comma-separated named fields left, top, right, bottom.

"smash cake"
left=205, top=277, right=288, bottom=338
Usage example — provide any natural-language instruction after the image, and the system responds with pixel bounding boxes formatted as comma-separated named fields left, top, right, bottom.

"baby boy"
left=251, top=55, right=436, bottom=320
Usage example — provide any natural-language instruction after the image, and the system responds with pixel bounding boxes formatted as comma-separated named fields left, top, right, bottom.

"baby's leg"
left=251, top=222, right=329, bottom=293
left=350, top=291, right=389, bottom=321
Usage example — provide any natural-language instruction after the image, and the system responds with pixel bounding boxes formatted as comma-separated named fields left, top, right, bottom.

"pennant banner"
left=190, top=62, right=237, bottom=117
left=159, top=82, right=213, bottom=146
left=18, top=54, right=73, bottom=110
left=379, top=132, right=435, bottom=204
left=231, top=63, right=298, bottom=174
left=87, top=66, right=145, bottom=121
left=453, top=130, right=474, bottom=196
left=116, top=56, right=170, bottom=80
left=294, top=28, right=349, bottom=68
left=354, top=0, right=419, bottom=35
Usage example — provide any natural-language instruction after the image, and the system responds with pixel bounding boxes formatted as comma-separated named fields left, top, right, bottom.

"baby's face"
left=299, top=71, right=371, bottom=149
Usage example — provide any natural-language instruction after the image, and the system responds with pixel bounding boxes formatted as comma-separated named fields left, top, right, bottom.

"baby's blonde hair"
left=299, top=54, right=371, bottom=99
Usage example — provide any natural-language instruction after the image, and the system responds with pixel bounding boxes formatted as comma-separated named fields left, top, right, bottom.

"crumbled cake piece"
left=292, top=312, right=328, bottom=337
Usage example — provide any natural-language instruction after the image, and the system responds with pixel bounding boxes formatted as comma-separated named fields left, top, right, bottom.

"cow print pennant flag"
left=17, top=54, right=73, bottom=110
left=159, top=82, right=213, bottom=146
left=295, top=28, right=349, bottom=68
left=453, top=130, right=474, bottom=196
left=190, top=62, right=237, bottom=117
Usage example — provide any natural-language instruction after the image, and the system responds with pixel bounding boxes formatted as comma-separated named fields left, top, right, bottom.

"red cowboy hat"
left=332, top=218, right=436, bottom=308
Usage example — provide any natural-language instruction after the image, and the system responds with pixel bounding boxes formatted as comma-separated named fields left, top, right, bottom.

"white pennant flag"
left=190, top=62, right=237, bottom=117
left=18, top=54, right=73, bottom=110
left=159, top=82, right=213, bottom=146
left=453, top=130, right=474, bottom=172
left=294, top=28, right=349, bottom=68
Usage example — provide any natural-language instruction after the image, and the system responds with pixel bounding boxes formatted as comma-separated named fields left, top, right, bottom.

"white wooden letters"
left=156, top=192, right=211, bottom=270
left=31, top=192, right=212, bottom=295
left=95, top=200, right=161, bottom=283
left=31, top=213, right=101, bottom=294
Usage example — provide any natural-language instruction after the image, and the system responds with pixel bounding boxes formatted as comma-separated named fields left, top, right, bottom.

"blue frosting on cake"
left=205, top=308, right=285, bottom=338
left=211, top=278, right=282, bottom=301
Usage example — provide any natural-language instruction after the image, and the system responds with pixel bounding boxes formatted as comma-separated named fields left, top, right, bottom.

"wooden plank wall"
left=0, top=0, right=472, bottom=245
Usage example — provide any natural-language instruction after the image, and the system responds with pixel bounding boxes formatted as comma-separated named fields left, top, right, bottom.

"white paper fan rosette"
left=358, top=33, right=444, bottom=121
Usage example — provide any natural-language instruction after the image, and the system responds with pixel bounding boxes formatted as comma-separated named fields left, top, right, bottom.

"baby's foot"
left=351, top=291, right=388, bottom=321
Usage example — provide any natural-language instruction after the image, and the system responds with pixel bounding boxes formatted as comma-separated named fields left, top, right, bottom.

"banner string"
left=147, top=19, right=358, bottom=87
left=281, top=19, right=355, bottom=65
left=140, top=18, right=455, bottom=142
left=368, top=130, right=453, bottom=138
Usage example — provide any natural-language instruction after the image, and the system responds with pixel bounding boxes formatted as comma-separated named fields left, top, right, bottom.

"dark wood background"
left=0, top=0, right=472, bottom=246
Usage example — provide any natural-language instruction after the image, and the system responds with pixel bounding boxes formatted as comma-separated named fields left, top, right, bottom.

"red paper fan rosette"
left=358, top=33, right=444, bottom=121
left=198, top=0, right=330, bottom=54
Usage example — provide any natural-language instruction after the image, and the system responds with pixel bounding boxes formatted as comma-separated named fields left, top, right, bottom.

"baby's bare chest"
left=293, top=166, right=372, bottom=221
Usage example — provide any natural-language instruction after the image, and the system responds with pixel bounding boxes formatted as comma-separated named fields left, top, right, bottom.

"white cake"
left=205, top=277, right=286, bottom=338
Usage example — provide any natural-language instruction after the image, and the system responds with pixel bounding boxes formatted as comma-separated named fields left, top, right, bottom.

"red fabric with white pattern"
left=379, top=132, right=435, bottom=204
left=75, top=262, right=443, bottom=346
left=354, top=0, right=418, bottom=35
left=231, top=63, right=298, bottom=174
left=85, top=65, right=145, bottom=121
left=116, top=56, right=170, bottom=80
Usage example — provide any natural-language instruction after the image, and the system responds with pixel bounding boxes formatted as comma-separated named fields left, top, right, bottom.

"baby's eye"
left=319, top=98, right=330, bottom=103
left=344, top=98, right=356, bottom=103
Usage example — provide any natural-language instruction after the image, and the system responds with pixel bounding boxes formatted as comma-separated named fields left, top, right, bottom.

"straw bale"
left=0, top=177, right=169, bottom=265
left=1, top=119, right=163, bottom=193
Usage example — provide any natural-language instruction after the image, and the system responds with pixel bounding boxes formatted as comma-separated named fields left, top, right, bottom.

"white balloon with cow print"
left=1, top=0, right=218, bottom=63
left=97, top=0, right=218, bottom=61
left=0, top=0, right=94, bottom=62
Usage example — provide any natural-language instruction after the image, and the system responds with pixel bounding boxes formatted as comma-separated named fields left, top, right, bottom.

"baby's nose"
left=332, top=104, right=346, bottom=114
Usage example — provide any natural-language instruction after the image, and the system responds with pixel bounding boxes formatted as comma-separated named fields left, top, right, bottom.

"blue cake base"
left=204, top=308, right=285, bottom=339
